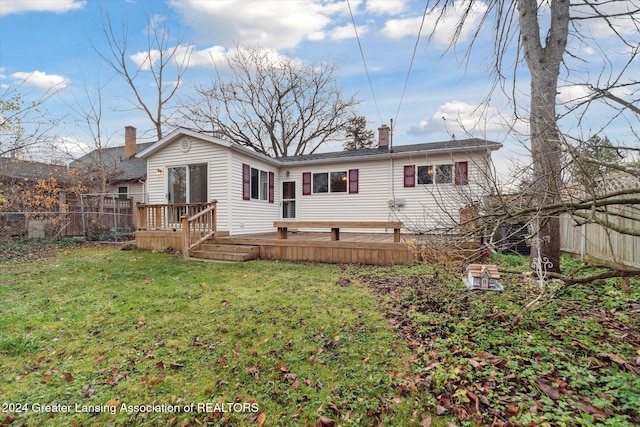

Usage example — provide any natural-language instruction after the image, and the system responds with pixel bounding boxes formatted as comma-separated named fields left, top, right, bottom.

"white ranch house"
left=135, top=126, right=501, bottom=264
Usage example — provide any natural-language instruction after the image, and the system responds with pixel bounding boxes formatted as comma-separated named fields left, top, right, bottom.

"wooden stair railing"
left=182, top=201, right=217, bottom=259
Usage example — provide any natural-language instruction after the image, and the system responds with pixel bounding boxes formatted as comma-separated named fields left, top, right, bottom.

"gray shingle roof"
left=71, top=142, right=154, bottom=182
left=280, top=138, right=501, bottom=162
left=0, top=157, right=69, bottom=180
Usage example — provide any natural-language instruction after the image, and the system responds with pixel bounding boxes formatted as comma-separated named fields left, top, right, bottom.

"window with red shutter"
left=455, top=161, right=468, bottom=185
left=404, top=165, right=415, bottom=187
left=242, top=164, right=250, bottom=200
left=268, top=171, right=274, bottom=203
left=302, top=172, right=311, bottom=195
left=348, top=169, right=359, bottom=194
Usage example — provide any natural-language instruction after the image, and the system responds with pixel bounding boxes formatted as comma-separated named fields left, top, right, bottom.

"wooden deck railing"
left=136, top=202, right=214, bottom=231
left=182, top=202, right=217, bottom=259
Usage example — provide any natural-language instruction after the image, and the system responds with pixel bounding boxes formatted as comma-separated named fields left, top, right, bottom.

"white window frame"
left=312, top=171, right=348, bottom=194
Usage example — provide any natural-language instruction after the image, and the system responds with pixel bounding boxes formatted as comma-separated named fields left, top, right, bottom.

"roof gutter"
left=279, top=143, right=502, bottom=167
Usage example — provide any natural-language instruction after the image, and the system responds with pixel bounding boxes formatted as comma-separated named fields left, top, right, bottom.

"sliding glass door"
left=167, top=164, right=207, bottom=204
left=168, top=167, right=187, bottom=204
left=167, top=164, right=208, bottom=223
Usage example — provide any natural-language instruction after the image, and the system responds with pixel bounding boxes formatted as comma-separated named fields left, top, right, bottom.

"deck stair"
left=190, top=240, right=260, bottom=262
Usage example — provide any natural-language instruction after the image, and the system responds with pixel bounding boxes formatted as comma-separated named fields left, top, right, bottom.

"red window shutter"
left=268, top=171, right=275, bottom=203
left=455, top=161, right=468, bottom=185
left=302, top=172, right=311, bottom=195
left=348, top=169, right=359, bottom=194
left=242, top=164, right=250, bottom=200
left=404, top=165, right=415, bottom=187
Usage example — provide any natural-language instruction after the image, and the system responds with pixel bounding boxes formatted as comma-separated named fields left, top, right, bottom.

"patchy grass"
left=0, top=247, right=441, bottom=426
left=2, top=244, right=638, bottom=427
left=347, top=256, right=640, bottom=426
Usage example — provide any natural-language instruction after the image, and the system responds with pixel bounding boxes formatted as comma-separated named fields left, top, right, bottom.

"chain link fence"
left=0, top=193, right=147, bottom=242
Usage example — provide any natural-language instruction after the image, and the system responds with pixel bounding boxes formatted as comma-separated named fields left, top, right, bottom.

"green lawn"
left=0, top=247, right=434, bottom=426
left=1, top=245, right=639, bottom=426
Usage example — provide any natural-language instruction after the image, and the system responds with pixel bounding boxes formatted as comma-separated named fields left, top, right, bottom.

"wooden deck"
left=209, top=231, right=414, bottom=265
left=136, top=229, right=416, bottom=265
left=135, top=203, right=419, bottom=265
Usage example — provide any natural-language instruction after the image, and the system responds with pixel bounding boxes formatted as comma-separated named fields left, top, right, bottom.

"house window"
left=242, top=164, right=274, bottom=203
left=260, top=170, right=268, bottom=200
left=435, top=164, right=452, bottom=184
left=251, top=167, right=268, bottom=200
left=118, top=186, right=128, bottom=199
left=330, top=171, right=347, bottom=193
left=417, top=166, right=433, bottom=185
left=304, top=170, right=358, bottom=195
left=407, top=163, right=457, bottom=186
left=313, top=173, right=328, bottom=193
left=168, top=164, right=207, bottom=204
left=251, top=168, right=260, bottom=199
left=189, top=164, right=208, bottom=203
left=312, top=171, right=349, bottom=193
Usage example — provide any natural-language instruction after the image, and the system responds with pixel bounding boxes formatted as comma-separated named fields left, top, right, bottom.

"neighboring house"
left=71, top=126, right=153, bottom=207
left=0, top=156, right=69, bottom=185
left=138, top=126, right=502, bottom=237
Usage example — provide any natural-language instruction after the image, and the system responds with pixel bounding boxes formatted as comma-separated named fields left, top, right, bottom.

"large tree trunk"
left=517, top=0, right=569, bottom=274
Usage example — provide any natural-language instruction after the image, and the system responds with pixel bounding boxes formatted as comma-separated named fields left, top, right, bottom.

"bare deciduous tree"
left=179, top=46, right=359, bottom=157
left=94, top=11, right=191, bottom=140
left=67, top=80, right=117, bottom=197
left=425, top=0, right=640, bottom=274
left=0, top=83, right=63, bottom=159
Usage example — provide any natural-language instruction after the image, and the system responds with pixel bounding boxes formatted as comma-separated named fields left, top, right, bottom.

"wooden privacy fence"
left=560, top=173, right=639, bottom=268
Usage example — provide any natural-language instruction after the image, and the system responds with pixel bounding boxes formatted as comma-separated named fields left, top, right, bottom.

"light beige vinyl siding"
left=229, top=153, right=280, bottom=235
left=143, top=130, right=495, bottom=235
left=286, top=151, right=491, bottom=233
left=285, top=159, right=393, bottom=231
left=106, top=182, right=145, bottom=206
left=145, top=136, right=231, bottom=232
left=391, top=151, right=491, bottom=232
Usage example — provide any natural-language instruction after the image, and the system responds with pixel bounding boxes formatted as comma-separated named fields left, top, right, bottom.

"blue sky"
left=1, top=0, right=638, bottom=176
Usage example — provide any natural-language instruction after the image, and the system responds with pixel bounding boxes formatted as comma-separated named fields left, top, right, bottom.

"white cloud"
left=571, top=0, right=640, bottom=38
left=582, top=46, right=595, bottom=56
left=10, top=71, right=68, bottom=89
left=381, top=0, right=487, bottom=46
left=330, top=24, right=367, bottom=40
left=557, top=84, right=591, bottom=105
left=380, top=16, right=423, bottom=40
left=129, top=43, right=303, bottom=74
left=188, top=45, right=228, bottom=67
left=129, top=43, right=229, bottom=70
left=408, top=100, right=523, bottom=138
left=53, top=136, right=90, bottom=159
left=169, top=0, right=343, bottom=50
left=365, top=0, right=407, bottom=15
left=0, top=0, right=85, bottom=16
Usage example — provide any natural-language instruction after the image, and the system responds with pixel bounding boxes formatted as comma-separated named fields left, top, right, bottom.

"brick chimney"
left=378, top=124, right=390, bottom=150
left=124, top=126, right=137, bottom=159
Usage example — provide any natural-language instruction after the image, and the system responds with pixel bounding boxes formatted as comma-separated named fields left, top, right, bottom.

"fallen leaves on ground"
left=353, top=267, right=640, bottom=426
